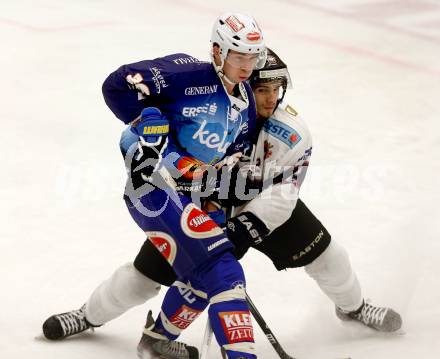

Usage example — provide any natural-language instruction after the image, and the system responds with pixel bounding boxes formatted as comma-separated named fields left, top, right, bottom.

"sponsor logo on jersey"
left=192, top=120, right=231, bottom=154
left=231, top=103, right=241, bottom=112
left=246, top=32, right=261, bottom=41
left=225, top=15, right=245, bottom=32
left=173, top=56, right=202, bottom=65
left=218, top=311, right=254, bottom=344
left=170, top=305, right=202, bottom=329
left=126, top=73, right=151, bottom=97
left=150, top=67, right=169, bottom=94
left=175, top=181, right=203, bottom=192
left=145, top=231, right=177, bottom=265
left=184, top=85, right=218, bottom=95
left=182, top=103, right=217, bottom=117
left=263, top=118, right=302, bottom=148
left=177, top=156, right=207, bottom=180
left=142, top=124, right=169, bottom=135
left=181, top=203, right=224, bottom=239
left=207, top=238, right=229, bottom=252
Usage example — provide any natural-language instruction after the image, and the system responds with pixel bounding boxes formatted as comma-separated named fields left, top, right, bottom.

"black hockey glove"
left=128, top=107, right=169, bottom=190
left=209, top=163, right=262, bottom=208
left=226, top=211, right=269, bottom=260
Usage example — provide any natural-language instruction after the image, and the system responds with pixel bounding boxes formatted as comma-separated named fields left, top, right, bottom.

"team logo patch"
left=146, top=231, right=177, bottom=265
left=181, top=203, right=224, bottom=239
left=218, top=311, right=254, bottom=344
left=170, top=305, right=202, bottom=329
left=246, top=32, right=261, bottom=41
left=225, top=15, right=245, bottom=32
left=263, top=118, right=302, bottom=149
left=177, top=156, right=208, bottom=180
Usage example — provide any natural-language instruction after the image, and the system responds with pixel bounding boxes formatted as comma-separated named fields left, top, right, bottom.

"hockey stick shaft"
left=200, top=318, right=214, bottom=359
left=245, top=292, right=295, bottom=359
left=246, top=293, right=351, bottom=359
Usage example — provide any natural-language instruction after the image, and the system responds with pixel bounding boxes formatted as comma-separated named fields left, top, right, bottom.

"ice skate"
left=42, top=304, right=97, bottom=340
left=137, top=311, right=199, bottom=359
left=336, top=299, right=402, bottom=332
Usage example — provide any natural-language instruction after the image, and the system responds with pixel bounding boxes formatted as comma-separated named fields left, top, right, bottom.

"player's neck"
left=223, top=80, right=235, bottom=95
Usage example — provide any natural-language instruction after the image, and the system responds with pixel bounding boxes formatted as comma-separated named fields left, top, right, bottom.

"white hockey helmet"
left=211, top=13, right=267, bottom=71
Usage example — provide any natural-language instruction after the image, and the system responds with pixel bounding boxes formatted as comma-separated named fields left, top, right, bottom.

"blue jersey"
left=102, top=53, right=256, bottom=171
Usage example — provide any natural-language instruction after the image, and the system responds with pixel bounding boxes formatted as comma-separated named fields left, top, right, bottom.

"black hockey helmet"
left=249, top=48, right=292, bottom=105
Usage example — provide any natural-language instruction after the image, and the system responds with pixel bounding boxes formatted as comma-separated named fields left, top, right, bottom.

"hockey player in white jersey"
left=209, top=47, right=403, bottom=333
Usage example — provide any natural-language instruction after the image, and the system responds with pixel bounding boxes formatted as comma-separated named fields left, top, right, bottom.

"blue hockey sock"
left=209, top=299, right=256, bottom=358
left=153, top=283, right=209, bottom=340
left=191, top=252, right=257, bottom=358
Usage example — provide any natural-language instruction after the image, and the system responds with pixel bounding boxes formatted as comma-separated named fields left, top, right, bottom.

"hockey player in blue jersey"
left=43, top=12, right=267, bottom=359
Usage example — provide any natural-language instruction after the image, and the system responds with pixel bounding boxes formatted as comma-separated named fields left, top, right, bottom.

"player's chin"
left=260, top=109, right=273, bottom=118
left=239, top=71, right=252, bottom=81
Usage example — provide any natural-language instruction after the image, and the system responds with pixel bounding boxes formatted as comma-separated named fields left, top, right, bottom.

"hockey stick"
left=200, top=291, right=295, bottom=358
left=245, top=292, right=295, bottom=359
left=246, top=292, right=352, bottom=359
left=200, top=318, right=214, bottom=359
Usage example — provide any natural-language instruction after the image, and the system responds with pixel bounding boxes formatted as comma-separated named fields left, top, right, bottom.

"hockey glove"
left=129, top=107, right=169, bottom=188
left=209, top=161, right=263, bottom=208
left=226, top=211, right=269, bottom=260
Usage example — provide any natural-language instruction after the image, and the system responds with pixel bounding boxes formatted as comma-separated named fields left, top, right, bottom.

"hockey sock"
left=153, top=283, right=209, bottom=340
left=208, top=299, right=256, bottom=359
left=305, top=241, right=362, bottom=312
left=195, top=252, right=257, bottom=359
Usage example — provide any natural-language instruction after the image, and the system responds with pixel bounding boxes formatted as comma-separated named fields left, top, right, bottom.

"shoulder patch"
left=285, top=104, right=298, bottom=116
left=263, top=118, right=302, bottom=148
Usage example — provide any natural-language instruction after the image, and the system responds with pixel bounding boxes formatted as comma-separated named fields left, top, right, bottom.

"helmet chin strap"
left=211, top=54, right=236, bottom=86
left=219, top=71, right=235, bottom=86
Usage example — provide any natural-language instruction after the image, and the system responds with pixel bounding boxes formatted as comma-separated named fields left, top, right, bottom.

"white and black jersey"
left=236, top=102, right=313, bottom=232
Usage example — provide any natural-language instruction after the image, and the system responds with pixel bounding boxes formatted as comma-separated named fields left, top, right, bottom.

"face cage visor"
left=222, top=47, right=267, bottom=70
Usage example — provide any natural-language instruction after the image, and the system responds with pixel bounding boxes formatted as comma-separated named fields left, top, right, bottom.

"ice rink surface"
left=1, top=0, right=440, bottom=358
